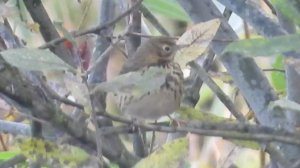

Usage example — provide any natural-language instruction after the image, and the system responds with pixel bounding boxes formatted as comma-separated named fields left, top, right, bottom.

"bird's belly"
left=123, top=90, right=180, bottom=120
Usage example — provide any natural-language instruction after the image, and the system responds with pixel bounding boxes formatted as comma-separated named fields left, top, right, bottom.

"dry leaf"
left=175, top=19, right=221, bottom=67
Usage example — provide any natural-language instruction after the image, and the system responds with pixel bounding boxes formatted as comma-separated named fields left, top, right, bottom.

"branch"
left=23, top=0, right=75, bottom=67
left=99, top=112, right=300, bottom=146
left=125, top=0, right=142, bottom=57
left=0, top=120, right=31, bottom=136
left=189, top=62, right=246, bottom=121
left=216, top=0, right=286, bottom=37
left=0, top=56, right=138, bottom=168
left=177, top=0, right=290, bottom=166
left=86, top=0, right=140, bottom=167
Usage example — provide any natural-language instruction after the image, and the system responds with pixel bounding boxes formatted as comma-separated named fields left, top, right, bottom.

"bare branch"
left=0, top=120, right=31, bottom=136
left=23, top=0, right=75, bottom=67
left=99, top=112, right=300, bottom=146
left=189, top=62, right=246, bottom=121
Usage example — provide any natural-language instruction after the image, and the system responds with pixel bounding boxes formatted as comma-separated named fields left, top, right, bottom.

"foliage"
left=271, top=55, right=286, bottom=94
left=18, top=138, right=90, bottom=167
left=143, top=0, right=190, bottom=21
left=0, top=48, right=75, bottom=72
left=223, top=34, right=300, bottom=56
left=134, top=138, right=189, bottom=168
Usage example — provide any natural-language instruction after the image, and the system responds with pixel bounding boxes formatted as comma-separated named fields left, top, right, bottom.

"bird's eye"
left=162, top=45, right=171, bottom=52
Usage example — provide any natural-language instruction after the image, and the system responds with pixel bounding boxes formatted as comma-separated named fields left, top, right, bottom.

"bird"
left=116, top=37, right=184, bottom=120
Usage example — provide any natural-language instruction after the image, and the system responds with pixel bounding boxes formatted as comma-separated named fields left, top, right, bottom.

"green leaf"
left=271, top=0, right=300, bottom=27
left=134, top=138, right=189, bottom=168
left=143, top=0, right=190, bottom=21
left=271, top=55, right=286, bottom=94
left=0, top=48, right=75, bottom=72
left=0, top=151, right=20, bottom=160
left=223, top=34, right=300, bottom=56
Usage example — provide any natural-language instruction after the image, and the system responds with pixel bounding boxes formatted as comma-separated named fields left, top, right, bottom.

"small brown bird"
left=117, top=37, right=184, bottom=120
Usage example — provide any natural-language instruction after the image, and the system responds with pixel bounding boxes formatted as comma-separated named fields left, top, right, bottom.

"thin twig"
left=83, top=77, right=104, bottom=166
left=189, top=62, right=246, bottom=121
left=220, top=147, right=236, bottom=168
left=39, top=0, right=144, bottom=49
left=263, top=0, right=277, bottom=15
left=262, top=68, right=285, bottom=73
left=39, top=80, right=84, bottom=109
left=223, top=8, right=233, bottom=21
left=140, top=4, right=170, bottom=36
left=149, top=120, right=157, bottom=153
left=86, top=42, right=114, bottom=75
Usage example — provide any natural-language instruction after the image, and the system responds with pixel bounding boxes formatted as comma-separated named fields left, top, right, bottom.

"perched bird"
left=116, top=37, right=184, bottom=120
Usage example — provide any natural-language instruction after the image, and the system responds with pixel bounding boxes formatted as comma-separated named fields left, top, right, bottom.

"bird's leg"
left=149, top=120, right=157, bottom=153
left=131, top=118, right=148, bottom=157
left=168, top=114, right=181, bottom=127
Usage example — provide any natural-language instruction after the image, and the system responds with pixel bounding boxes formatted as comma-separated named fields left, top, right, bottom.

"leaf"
left=0, top=48, right=75, bottom=72
left=271, top=55, right=286, bottom=94
left=134, top=138, right=189, bottom=168
left=271, top=0, right=300, bottom=27
left=175, top=19, right=221, bottom=67
left=177, top=107, right=229, bottom=122
left=143, top=0, right=190, bottom=21
left=0, top=151, right=20, bottom=160
left=223, top=34, right=300, bottom=56
left=90, top=66, right=169, bottom=97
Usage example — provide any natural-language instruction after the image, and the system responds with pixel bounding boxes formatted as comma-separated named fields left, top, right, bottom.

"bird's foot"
left=168, top=115, right=181, bottom=127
